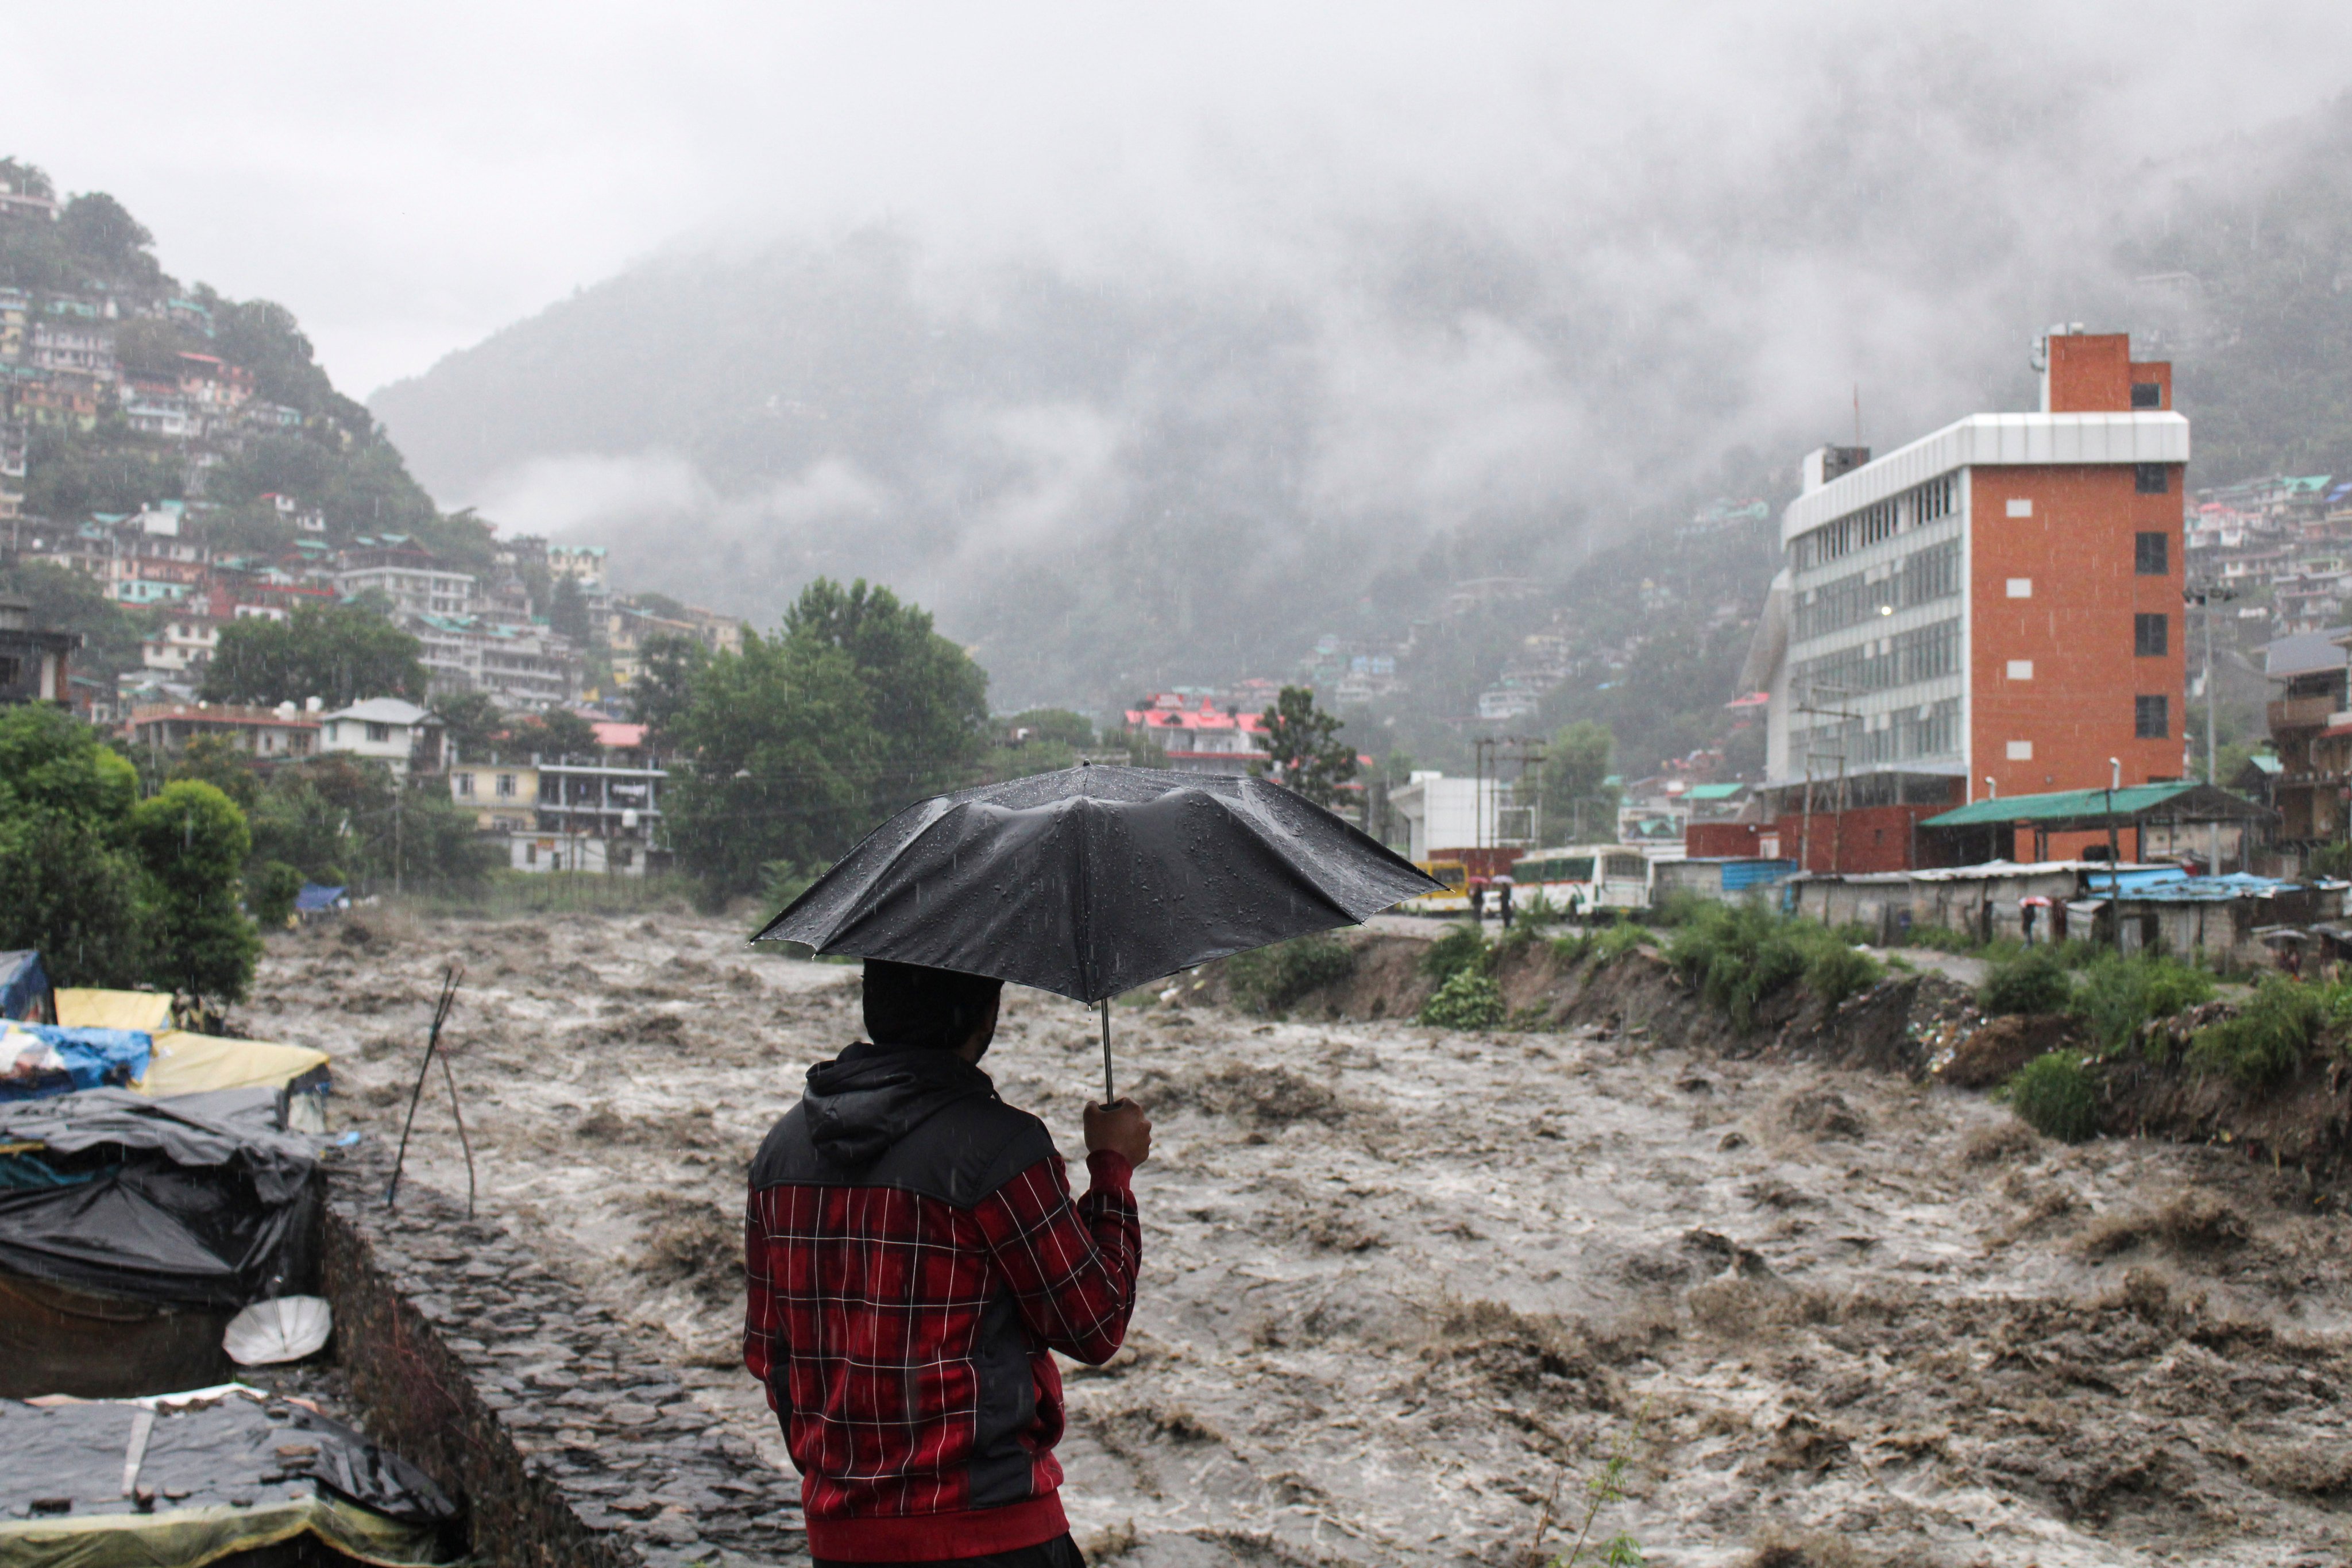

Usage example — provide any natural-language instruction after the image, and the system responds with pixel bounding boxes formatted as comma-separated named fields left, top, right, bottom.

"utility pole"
left=2187, top=582, right=2239, bottom=870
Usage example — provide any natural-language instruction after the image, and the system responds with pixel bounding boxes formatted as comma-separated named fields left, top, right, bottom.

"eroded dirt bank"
left=246, top=911, right=2352, bottom=1567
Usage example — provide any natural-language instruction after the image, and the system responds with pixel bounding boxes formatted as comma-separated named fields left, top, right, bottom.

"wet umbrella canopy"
left=753, top=765, right=1440, bottom=1094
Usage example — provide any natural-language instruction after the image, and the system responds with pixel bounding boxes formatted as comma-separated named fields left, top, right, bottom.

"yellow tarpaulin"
left=50, top=990, right=173, bottom=1033
left=0, top=1494, right=451, bottom=1567
left=135, top=1032, right=330, bottom=1098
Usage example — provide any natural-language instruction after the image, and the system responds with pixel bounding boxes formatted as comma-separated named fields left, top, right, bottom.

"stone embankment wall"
left=320, top=1146, right=805, bottom=1567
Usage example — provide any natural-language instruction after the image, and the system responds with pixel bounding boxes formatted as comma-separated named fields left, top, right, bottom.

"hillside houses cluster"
left=2192, top=473, right=2352, bottom=634
left=7, top=504, right=741, bottom=720
left=0, top=285, right=307, bottom=523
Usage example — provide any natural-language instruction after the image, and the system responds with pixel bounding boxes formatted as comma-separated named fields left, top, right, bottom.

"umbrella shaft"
left=1099, top=999, right=1114, bottom=1103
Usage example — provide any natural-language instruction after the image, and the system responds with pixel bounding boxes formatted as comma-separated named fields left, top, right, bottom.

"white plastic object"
left=223, top=1296, right=332, bottom=1366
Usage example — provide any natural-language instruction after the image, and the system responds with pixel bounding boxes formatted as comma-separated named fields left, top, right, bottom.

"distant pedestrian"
left=1469, top=885, right=1486, bottom=924
left=2283, top=942, right=2304, bottom=980
left=1497, top=879, right=1515, bottom=930
left=2019, top=901, right=2038, bottom=944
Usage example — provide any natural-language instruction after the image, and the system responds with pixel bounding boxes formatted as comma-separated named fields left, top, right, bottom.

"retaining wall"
left=319, top=1146, right=806, bottom=1566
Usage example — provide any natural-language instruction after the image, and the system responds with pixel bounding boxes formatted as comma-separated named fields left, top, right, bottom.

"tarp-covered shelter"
left=53, top=988, right=173, bottom=1033
left=0, top=952, right=48, bottom=1024
left=2, top=1024, right=152, bottom=1100
left=140, top=1032, right=331, bottom=1105
left=0, top=1387, right=460, bottom=1566
left=1921, top=782, right=2275, bottom=867
left=0, top=1090, right=320, bottom=1397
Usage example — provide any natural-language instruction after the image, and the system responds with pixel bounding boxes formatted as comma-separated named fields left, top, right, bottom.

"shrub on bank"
left=1421, top=923, right=1491, bottom=986
left=1419, top=968, right=1505, bottom=1029
left=1226, top=932, right=1357, bottom=1015
left=2073, top=951, right=2215, bottom=1056
left=1665, top=901, right=1881, bottom=1032
left=1979, top=947, right=2072, bottom=1017
left=2003, top=1051, right=2099, bottom=1142
left=2189, top=975, right=2320, bottom=1086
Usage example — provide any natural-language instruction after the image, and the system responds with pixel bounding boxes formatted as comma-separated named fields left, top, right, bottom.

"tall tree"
left=530, top=708, right=602, bottom=760
left=630, top=632, right=709, bottom=750
left=665, top=629, right=880, bottom=897
left=1539, top=720, right=1619, bottom=845
left=783, top=578, right=988, bottom=810
left=128, top=781, right=260, bottom=1003
left=0, top=705, right=148, bottom=988
left=202, top=603, right=426, bottom=708
left=430, top=690, right=508, bottom=762
left=549, top=573, right=592, bottom=643
left=1254, top=685, right=1358, bottom=808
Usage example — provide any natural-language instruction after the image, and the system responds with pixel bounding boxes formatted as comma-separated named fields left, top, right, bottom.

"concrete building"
left=318, top=697, right=442, bottom=777
left=1123, top=694, right=1269, bottom=775
left=1752, top=328, right=2189, bottom=866
left=1387, top=772, right=1509, bottom=863
left=408, top=613, right=579, bottom=709
left=126, top=702, right=317, bottom=758
left=0, top=597, right=78, bottom=705
left=335, top=536, right=475, bottom=619
left=448, top=759, right=540, bottom=833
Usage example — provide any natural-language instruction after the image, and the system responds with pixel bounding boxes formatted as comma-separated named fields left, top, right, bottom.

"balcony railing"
left=2269, top=694, right=2338, bottom=732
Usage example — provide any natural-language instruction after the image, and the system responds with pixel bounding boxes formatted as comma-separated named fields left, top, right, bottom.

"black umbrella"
left=753, top=764, right=1440, bottom=1098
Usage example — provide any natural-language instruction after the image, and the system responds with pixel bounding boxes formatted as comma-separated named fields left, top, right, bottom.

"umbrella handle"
left=1099, top=998, right=1114, bottom=1103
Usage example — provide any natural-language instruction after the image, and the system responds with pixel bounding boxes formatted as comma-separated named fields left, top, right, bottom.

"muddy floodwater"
left=247, top=909, right=2352, bottom=1567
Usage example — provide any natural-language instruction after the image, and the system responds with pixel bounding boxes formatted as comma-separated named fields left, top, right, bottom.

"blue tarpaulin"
left=0, top=951, right=47, bottom=1021
left=293, top=883, right=346, bottom=913
left=1, top=1024, right=154, bottom=1100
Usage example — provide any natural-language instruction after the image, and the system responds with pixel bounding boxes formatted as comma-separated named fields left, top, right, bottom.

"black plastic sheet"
left=755, top=765, right=1440, bottom=1003
left=0, top=1091, right=318, bottom=1308
left=0, top=1390, right=459, bottom=1551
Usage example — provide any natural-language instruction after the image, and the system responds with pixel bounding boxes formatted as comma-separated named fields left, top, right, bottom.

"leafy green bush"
left=1804, top=942, right=1884, bottom=1011
left=1592, top=921, right=1652, bottom=964
left=245, top=860, right=304, bottom=928
left=1421, top=923, right=1491, bottom=986
left=1664, top=901, right=1879, bottom=1031
left=2003, top=1051, right=2099, bottom=1142
left=2072, top=951, right=2216, bottom=1056
left=2189, top=976, right=2320, bottom=1086
left=1898, top=922, right=1982, bottom=955
left=1979, top=947, right=2072, bottom=1017
left=1226, top=932, right=1357, bottom=1015
left=1419, top=968, right=1505, bottom=1029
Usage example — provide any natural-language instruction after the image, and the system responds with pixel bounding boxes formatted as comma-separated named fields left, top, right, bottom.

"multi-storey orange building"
left=1755, top=329, right=2188, bottom=869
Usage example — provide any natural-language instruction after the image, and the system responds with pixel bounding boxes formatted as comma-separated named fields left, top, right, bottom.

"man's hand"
left=1084, top=1098, right=1152, bottom=1168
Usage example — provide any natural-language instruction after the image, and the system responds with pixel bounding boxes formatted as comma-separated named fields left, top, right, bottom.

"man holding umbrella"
left=746, top=959, right=1149, bottom=1567
left=747, top=764, right=1439, bottom=1563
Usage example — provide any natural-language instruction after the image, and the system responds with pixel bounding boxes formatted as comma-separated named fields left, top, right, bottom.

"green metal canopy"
left=1922, top=782, right=2272, bottom=832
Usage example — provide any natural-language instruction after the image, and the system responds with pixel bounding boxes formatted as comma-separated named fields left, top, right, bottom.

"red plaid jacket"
left=745, top=1046, right=1140, bottom=1563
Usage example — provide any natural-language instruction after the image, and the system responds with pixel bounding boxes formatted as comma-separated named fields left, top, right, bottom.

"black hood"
left=801, top=1042, right=997, bottom=1170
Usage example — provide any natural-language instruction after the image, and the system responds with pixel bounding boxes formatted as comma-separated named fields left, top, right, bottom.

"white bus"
left=1508, top=845, right=1655, bottom=918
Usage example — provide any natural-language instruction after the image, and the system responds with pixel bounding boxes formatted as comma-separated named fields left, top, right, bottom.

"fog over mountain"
left=369, top=7, right=2352, bottom=710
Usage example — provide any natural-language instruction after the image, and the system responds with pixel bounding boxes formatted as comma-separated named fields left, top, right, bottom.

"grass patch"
left=1590, top=922, right=1653, bottom=965
left=2072, top=951, right=2215, bottom=1056
left=2002, top=1051, right=2099, bottom=1142
left=1420, top=968, right=1505, bottom=1029
left=2188, top=975, right=2319, bottom=1086
left=1664, top=901, right=1881, bottom=1032
left=1979, top=947, right=2072, bottom=1017
left=1224, top=932, right=1356, bottom=1015
left=1421, top=922, right=1492, bottom=986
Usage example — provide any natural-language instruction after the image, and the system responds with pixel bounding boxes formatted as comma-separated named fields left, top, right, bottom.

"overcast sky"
left=7, top=3, right=2352, bottom=402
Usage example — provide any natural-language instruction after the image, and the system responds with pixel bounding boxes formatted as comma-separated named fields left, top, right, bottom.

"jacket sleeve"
left=972, top=1150, right=1140, bottom=1365
left=742, top=1188, right=787, bottom=1411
